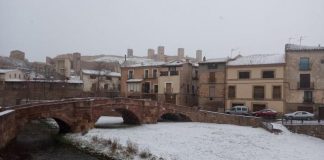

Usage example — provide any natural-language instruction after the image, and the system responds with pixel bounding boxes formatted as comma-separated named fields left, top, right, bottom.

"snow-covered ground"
left=67, top=116, right=324, bottom=160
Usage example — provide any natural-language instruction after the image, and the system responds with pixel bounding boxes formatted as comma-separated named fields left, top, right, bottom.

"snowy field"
left=67, top=116, right=324, bottom=160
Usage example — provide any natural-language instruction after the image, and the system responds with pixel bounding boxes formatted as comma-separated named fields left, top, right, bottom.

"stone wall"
left=0, top=110, right=16, bottom=149
left=285, top=125, right=324, bottom=140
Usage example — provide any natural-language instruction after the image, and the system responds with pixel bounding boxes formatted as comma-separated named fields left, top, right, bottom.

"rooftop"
left=228, top=54, right=285, bottom=66
left=82, top=69, right=121, bottom=77
left=285, top=44, right=324, bottom=51
left=0, top=69, right=16, bottom=74
left=199, top=57, right=229, bottom=64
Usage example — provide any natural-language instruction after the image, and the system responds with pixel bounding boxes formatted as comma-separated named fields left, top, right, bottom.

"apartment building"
left=198, top=58, right=229, bottom=112
left=285, top=44, right=324, bottom=118
left=226, top=54, right=285, bottom=113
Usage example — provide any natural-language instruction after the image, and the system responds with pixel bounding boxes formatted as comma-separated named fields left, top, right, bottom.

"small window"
left=238, top=71, right=250, bottom=79
left=228, top=86, right=236, bottom=98
left=321, top=59, right=324, bottom=64
left=153, top=69, right=158, bottom=78
left=262, top=71, right=274, bottom=78
left=209, top=72, right=216, bottom=83
left=128, top=70, right=134, bottom=79
left=207, top=63, right=218, bottom=69
left=90, top=75, right=96, bottom=79
left=106, top=76, right=112, bottom=80
left=299, top=57, right=310, bottom=71
left=254, top=86, right=265, bottom=99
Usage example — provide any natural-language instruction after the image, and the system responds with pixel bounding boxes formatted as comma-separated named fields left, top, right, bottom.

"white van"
left=226, top=106, right=249, bottom=115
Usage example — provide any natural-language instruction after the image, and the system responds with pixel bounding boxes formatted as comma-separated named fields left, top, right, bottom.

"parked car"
left=226, top=106, right=249, bottom=115
left=284, top=111, right=314, bottom=120
left=252, top=109, right=278, bottom=118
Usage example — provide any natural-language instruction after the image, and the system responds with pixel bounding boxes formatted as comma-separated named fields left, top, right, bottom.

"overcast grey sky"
left=0, top=0, right=324, bottom=62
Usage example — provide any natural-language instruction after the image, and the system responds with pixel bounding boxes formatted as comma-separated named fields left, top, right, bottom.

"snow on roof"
left=82, top=70, right=121, bottom=77
left=199, top=57, right=229, bottom=64
left=0, top=69, right=16, bottom=74
left=0, top=110, right=14, bottom=116
left=285, top=44, right=324, bottom=51
left=228, top=54, right=285, bottom=66
left=126, top=79, right=143, bottom=83
left=68, top=76, right=83, bottom=83
left=127, top=61, right=166, bottom=67
left=92, top=55, right=155, bottom=65
left=5, top=79, right=25, bottom=82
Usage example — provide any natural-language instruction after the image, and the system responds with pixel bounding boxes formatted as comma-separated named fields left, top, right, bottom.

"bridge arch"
left=114, top=108, right=141, bottom=124
left=159, top=112, right=192, bottom=122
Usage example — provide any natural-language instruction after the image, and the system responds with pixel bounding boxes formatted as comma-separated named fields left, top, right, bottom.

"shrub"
left=101, top=138, right=112, bottom=147
left=91, top=136, right=99, bottom=143
left=126, top=139, right=139, bottom=155
left=110, top=138, right=120, bottom=153
left=139, top=148, right=152, bottom=159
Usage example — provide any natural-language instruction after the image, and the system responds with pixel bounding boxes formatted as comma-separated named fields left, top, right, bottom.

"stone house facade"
left=157, top=60, right=198, bottom=106
left=120, top=62, right=164, bottom=100
left=226, top=54, right=286, bottom=113
left=285, top=44, right=324, bottom=118
left=81, top=69, right=120, bottom=97
left=198, top=58, right=228, bottom=112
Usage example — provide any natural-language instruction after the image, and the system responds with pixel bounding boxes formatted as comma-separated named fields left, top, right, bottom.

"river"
left=0, top=119, right=98, bottom=160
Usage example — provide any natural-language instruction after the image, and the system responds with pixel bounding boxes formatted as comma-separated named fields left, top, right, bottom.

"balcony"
left=298, top=82, right=314, bottom=90
left=170, top=71, right=179, bottom=76
left=303, top=97, right=313, bottom=103
left=160, top=71, right=169, bottom=76
left=143, top=74, right=157, bottom=79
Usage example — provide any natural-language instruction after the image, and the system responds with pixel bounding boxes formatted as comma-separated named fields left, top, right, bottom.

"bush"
left=101, top=138, right=112, bottom=147
left=110, top=138, right=120, bottom=153
left=126, top=139, right=139, bottom=155
left=139, top=148, right=152, bottom=159
left=91, top=136, right=99, bottom=143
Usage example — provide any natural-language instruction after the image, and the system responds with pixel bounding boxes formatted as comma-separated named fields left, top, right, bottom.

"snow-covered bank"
left=66, top=117, right=324, bottom=160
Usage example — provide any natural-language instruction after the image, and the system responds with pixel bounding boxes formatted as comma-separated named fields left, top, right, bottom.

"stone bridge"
left=0, top=97, right=262, bottom=149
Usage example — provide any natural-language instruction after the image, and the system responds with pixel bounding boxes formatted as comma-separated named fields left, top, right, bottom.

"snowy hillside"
left=66, top=116, right=324, bottom=160
left=87, top=55, right=155, bottom=65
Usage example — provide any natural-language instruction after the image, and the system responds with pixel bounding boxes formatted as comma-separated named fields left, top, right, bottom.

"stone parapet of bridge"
left=0, top=97, right=263, bottom=149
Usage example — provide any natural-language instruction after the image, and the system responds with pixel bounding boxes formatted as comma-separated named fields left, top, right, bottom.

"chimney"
left=203, top=56, right=206, bottom=62
left=147, top=49, right=155, bottom=59
left=158, top=46, right=164, bottom=55
left=196, top=50, right=202, bottom=62
left=177, top=48, right=185, bottom=59
left=127, top=49, right=133, bottom=57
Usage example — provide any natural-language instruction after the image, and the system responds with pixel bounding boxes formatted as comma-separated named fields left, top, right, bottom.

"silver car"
left=284, top=111, right=314, bottom=120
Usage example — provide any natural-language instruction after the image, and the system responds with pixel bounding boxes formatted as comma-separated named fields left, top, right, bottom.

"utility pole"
left=299, top=36, right=306, bottom=45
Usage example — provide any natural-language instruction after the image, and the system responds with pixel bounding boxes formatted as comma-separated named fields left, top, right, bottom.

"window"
left=192, top=85, right=195, bottom=94
left=238, top=71, right=250, bottom=79
left=104, top=84, right=109, bottom=90
left=272, top=86, right=281, bottom=99
left=209, top=86, right=215, bottom=97
left=262, top=71, right=274, bottom=78
left=299, top=74, right=311, bottom=88
left=228, top=86, right=236, bottom=98
left=144, top=70, right=149, bottom=78
left=209, top=72, right=215, bottom=83
left=253, top=86, right=265, bottom=99
left=14, top=74, right=16, bottom=78
left=106, top=76, right=112, bottom=80
left=169, top=67, right=176, bottom=71
left=90, top=75, right=96, bottom=79
left=304, top=91, right=313, bottom=103
left=187, top=84, right=190, bottom=93
left=160, top=71, right=168, bottom=76
left=153, top=69, right=157, bottom=78
left=154, top=85, right=158, bottom=93
left=128, top=83, right=141, bottom=92
left=207, top=63, right=217, bottom=69
left=299, top=57, right=310, bottom=71
left=165, top=83, right=172, bottom=93
left=321, top=59, right=324, bottom=64
left=128, top=70, right=133, bottom=79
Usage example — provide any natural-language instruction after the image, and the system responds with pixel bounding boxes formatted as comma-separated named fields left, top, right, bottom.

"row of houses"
left=0, top=68, right=120, bottom=105
left=120, top=44, right=324, bottom=117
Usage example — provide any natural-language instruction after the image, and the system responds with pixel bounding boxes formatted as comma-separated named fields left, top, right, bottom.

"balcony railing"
left=303, top=98, right=313, bottom=103
left=143, top=74, right=157, bottom=79
left=170, top=71, right=179, bottom=76
left=160, top=71, right=179, bottom=76
left=298, top=82, right=314, bottom=89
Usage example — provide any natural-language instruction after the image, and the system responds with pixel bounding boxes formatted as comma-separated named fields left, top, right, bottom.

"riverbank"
left=0, top=119, right=98, bottom=160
